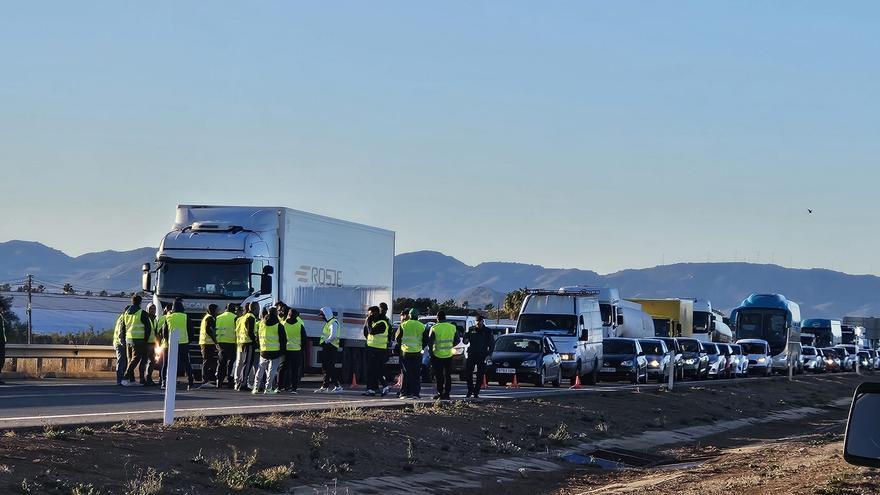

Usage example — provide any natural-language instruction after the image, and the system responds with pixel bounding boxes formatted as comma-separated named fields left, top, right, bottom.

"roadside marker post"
left=163, top=329, right=179, bottom=426
left=788, top=343, right=794, bottom=382
left=667, top=351, right=674, bottom=391
left=856, top=354, right=860, bottom=376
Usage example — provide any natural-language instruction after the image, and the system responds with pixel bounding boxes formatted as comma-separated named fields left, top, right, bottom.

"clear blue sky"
left=2, top=2, right=878, bottom=275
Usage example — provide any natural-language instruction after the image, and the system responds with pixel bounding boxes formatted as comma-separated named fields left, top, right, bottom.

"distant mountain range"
left=1, top=240, right=878, bottom=318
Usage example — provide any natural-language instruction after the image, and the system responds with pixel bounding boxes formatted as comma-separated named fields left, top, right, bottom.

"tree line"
left=393, top=288, right=528, bottom=321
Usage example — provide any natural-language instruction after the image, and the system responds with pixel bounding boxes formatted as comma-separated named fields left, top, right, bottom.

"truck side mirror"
left=579, top=329, right=589, bottom=341
left=263, top=265, right=274, bottom=275
left=260, top=274, right=273, bottom=295
left=617, top=315, right=624, bottom=326
left=141, top=263, right=152, bottom=292
left=844, top=382, right=880, bottom=467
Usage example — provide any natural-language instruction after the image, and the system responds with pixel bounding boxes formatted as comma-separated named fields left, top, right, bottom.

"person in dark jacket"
left=121, top=295, right=153, bottom=387
left=463, top=314, right=494, bottom=398
left=363, top=306, right=391, bottom=396
left=278, top=307, right=308, bottom=393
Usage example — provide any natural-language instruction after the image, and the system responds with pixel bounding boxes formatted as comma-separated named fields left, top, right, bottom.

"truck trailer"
left=627, top=298, right=694, bottom=338
left=142, top=205, right=395, bottom=372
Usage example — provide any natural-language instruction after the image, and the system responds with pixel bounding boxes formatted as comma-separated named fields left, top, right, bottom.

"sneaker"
left=251, top=388, right=260, bottom=395
left=199, top=382, right=216, bottom=389
left=381, top=386, right=390, bottom=397
left=314, top=387, right=327, bottom=393
left=290, top=390, right=298, bottom=395
left=120, top=380, right=130, bottom=386
left=361, top=390, right=376, bottom=397
left=122, top=381, right=142, bottom=387
left=264, top=389, right=279, bottom=395
left=331, top=385, right=343, bottom=393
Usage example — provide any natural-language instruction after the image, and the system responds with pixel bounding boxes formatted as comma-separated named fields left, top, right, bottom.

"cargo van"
left=515, top=288, right=604, bottom=385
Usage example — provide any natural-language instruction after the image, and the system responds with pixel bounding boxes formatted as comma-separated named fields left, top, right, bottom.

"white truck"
left=515, top=287, right=604, bottom=385
left=597, top=288, right=654, bottom=339
left=142, top=205, right=395, bottom=370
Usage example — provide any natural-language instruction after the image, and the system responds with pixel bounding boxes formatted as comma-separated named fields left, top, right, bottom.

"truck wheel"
left=584, top=360, right=599, bottom=385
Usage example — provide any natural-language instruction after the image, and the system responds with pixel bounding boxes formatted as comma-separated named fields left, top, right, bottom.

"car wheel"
left=585, top=360, right=599, bottom=386
left=534, top=367, right=545, bottom=387
left=552, top=368, right=561, bottom=388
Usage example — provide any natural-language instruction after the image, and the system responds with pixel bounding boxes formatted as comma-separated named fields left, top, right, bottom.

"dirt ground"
left=0, top=374, right=872, bottom=494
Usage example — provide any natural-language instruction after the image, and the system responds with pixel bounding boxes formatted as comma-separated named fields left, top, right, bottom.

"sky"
left=1, top=2, right=878, bottom=275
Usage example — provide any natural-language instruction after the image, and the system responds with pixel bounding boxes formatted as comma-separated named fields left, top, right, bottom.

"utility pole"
left=26, top=273, right=33, bottom=345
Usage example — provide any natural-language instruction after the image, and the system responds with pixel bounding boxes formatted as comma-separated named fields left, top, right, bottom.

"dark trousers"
left=320, top=344, right=340, bottom=388
left=217, top=343, right=236, bottom=386
left=124, top=342, right=148, bottom=382
left=366, top=347, right=387, bottom=391
left=465, top=356, right=488, bottom=396
left=201, top=345, right=218, bottom=383
left=280, top=350, right=303, bottom=391
left=114, top=344, right=127, bottom=384
left=162, top=344, right=194, bottom=386
left=431, top=356, right=453, bottom=398
left=0, top=345, right=5, bottom=376
left=401, top=353, right=422, bottom=397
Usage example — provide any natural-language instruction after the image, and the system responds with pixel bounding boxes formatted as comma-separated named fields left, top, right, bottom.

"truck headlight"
left=560, top=353, right=574, bottom=361
left=521, top=360, right=537, bottom=368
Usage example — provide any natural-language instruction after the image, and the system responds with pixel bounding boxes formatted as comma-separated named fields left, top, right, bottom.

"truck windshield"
left=736, top=310, right=788, bottom=354
left=599, top=304, right=613, bottom=326
left=158, top=261, right=252, bottom=299
left=809, top=328, right=834, bottom=347
left=517, top=314, right=577, bottom=335
left=653, top=319, right=671, bottom=337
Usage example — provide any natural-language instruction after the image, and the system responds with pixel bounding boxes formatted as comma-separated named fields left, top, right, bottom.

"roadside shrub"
left=75, top=426, right=95, bottom=436
left=43, top=424, right=69, bottom=440
left=123, top=467, right=165, bottom=495
left=218, top=415, right=250, bottom=428
left=70, top=482, right=102, bottom=495
left=110, top=420, right=139, bottom=432
left=548, top=422, right=572, bottom=444
left=252, top=464, right=296, bottom=490
left=209, top=449, right=257, bottom=491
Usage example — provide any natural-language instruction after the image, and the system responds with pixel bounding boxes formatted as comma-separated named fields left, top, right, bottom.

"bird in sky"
left=808, top=209, right=813, bottom=214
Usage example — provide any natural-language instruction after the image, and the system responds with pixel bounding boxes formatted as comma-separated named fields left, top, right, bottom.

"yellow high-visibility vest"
left=282, top=317, right=304, bottom=351
left=399, top=320, right=426, bottom=354
left=259, top=322, right=281, bottom=352
left=215, top=311, right=237, bottom=344
left=430, top=322, right=457, bottom=359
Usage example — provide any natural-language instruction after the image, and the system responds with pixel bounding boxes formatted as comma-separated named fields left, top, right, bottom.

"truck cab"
left=516, top=288, right=603, bottom=385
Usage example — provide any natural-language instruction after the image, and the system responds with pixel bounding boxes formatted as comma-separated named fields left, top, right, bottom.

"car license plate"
left=600, top=367, right=616, bottom=372
left=386, top=356, right=399, bottom=365
left=496, top=368, right=516, bottom=374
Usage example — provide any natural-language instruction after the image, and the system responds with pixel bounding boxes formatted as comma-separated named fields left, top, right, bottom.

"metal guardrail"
left=6, top=344, right=116, bottom=359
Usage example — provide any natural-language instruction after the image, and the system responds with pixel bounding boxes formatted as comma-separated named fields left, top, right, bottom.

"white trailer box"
left=147, top=205, right=395, bottom=367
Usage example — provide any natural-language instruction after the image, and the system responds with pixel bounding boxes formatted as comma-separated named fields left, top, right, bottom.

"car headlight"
left=560, top=353, right=574, bottom=361
left=757, top=357, right=766, bottom=363
left=484, top=357, right=493, bottom=366
left=649, top=359, right=660, bottom=367
left=684, top=358, right=695, bottom=365
left=620, top=360, right=632, bottom=367
left=521, top=360, right=537, bottom=368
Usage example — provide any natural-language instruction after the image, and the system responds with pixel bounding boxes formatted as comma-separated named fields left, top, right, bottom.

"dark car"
left=638, top=338, right=672, bottom=383
left=599, top=338, right=648, bottom=384
left=486, top=334, right=562, bottom=387
left=657, top=337, right=685, bottom=380
left=676, top=338, right=709, bottom=380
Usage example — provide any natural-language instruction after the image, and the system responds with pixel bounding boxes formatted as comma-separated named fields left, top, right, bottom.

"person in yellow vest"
left=252, top=306, right=287, bottom=395
left=363, top=306, right=390, bottom=396
left=214, top=303, right=238, bottom=389
left=279, top=307, right=307, bottom=393
left=427, top=311, right=460, bottom=400
left=198, top=304, right=219, bottom=389
left=113, top=310, right=127, bottom=386
left=317, top=306, right=342, bottom=393
left=395, top=308, right=426, bottom=399
left=121, top=295, right=153, bottom=387
left=160, top=297, right=195, bottom=390
left=233, top=302, right=260, bottom=392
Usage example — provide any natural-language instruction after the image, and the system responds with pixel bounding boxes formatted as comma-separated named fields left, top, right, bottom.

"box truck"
left=627, top=298, right=694, bottom=338
left=560, top=287, right=654, bottom=339
left=142, top=205, right=395, bottom=371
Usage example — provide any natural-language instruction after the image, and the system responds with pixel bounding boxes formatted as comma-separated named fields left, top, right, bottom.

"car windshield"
left=678, top=340, right=701, bottom=352
left=517, top=314, right=577, bottom=335
left=640, top=341, right=664, bottom=354
left=158, top=261, right=252, bottom=299
left=740, top=342, right=767, bottom=354
left=731, top=346, right=742, bottom=355
left=803, top=347, right=816, bottom=356
left=718, top=345, right=730, bottom=355
left=494, top=337, right=542, bottom=353
left=702, top=343, right=718, bottom=355
left=603, top=340, right=636, bottom=354
left=658, top=338, right=677, bottom=351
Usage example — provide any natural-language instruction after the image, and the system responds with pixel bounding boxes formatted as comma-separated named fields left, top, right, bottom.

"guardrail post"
left=667, top=351, right=674, bottom=391
left=163, top=329, right=179, bottom=426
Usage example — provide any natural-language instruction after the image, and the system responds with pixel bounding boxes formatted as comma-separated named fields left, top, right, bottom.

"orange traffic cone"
left=395, top=373, right=403, bottom=388
left=481, top=374, right=489, bottom=389
left=350, top=372, right=361, bottom=389
left=569, top=374, right=582, bottom=390
left=507, top=375, right=520, bottom=389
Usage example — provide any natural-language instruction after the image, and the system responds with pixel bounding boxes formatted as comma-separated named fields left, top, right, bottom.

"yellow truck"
left=626, top=298, right=694, bottom=338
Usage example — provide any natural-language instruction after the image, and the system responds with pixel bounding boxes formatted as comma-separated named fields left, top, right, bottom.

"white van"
left=515, top=288, right=604, bottom=385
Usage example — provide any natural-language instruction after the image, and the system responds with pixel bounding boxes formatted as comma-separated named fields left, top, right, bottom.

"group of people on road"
left=113, top=295, right=496, bottom=399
